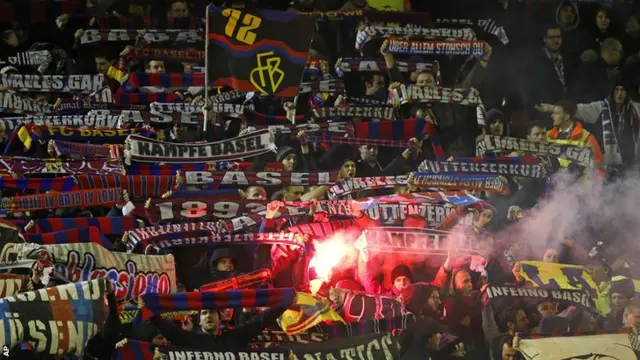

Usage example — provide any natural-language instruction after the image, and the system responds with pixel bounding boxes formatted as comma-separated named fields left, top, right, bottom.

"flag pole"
left=202, top=4, right=212, bottom=140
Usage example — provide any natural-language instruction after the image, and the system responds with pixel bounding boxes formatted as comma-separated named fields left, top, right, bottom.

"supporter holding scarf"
left=539, top=82, right=640, bottom=168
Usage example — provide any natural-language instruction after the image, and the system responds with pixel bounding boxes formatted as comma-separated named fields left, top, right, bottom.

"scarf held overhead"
left=0, top=91, right=51, bottom=115
left=127, top=47, right=205, bottom=62
left=314, top=106, right=395, bottom=120
left=79, top=29, right=204, bottom=45
left=0, top=157, right=125, bottom=175
left=20, top=242, right=177, bottom=302
left=476, top=135, right=594, bottom=167
left=125, top=129, right=276, bottom=164
left=30, top=216, right=141, bottom=235
left=327, top=176, right=409, bottom=199
left=50, top=140, right=123, bottom=159
left=419, top=157, right=545, bottom=178
left=8, top=188, right=122, bottom=212
left=0, top=115, right=120, bottom=129
left=386, top=39, right=486, bottom=56
left=356, top=24, right=477, bottom=50
left=24, top=226, right=114, bottom=250
left=137, top=288, right=296, bottom=322
left=137, top=232, right=305, bottom=253
left=0, top=279, right=109, bottom=357
left=25, top=124, right=155, bottom=146
left=75, top=174, right=176, bottom=198
left=183, top=170, right=339, bottom=186
left=410, top=173, right=510, bottom=195
left=0, top=74, right=104, bottom=93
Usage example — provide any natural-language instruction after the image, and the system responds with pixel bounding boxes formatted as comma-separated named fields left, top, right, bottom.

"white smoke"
left=497, top=170, right=640, bottom=272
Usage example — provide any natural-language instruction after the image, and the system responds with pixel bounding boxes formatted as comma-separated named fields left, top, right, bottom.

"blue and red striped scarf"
left=354, top=118, right=444, bottom=157
left=127, top=161, right=259, bottom=176
left=50, top=140, right=123, bottom=159
left=125, top=73, right=206, bottom=91
left=29, top=216, right=141, bottom=235
left=137, top=288, right=296, bottom=323
left=24, top=226, right=114, bottom=250
left=0, top=176, right=76, bottom=192
left=75, top=174, right=176, bottom=198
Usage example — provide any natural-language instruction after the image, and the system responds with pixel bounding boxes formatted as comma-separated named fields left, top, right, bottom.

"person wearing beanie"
left=276, top=146, right=297, bottom=171
left=604, top=277, right=636, bottom=330
left=390, top=264, right=413, bottom=295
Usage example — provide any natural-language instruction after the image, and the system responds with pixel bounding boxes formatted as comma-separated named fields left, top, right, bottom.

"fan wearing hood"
left=555, top=1, right=591, bottom=68
left=209, top=248, right=240, bottom=282
left=543, top=82, right=640, bottom=167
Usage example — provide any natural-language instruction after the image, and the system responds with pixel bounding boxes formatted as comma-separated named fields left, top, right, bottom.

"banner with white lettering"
left=125, top=129, right=276, bottom=164
left=114, top=340, right=290, bottom=360
left=0, top=91, right=51, bottom=115
left=314, top=106, right=395, bottom=120
left=476, top=135, right=594, bottom=167
left=0, top=273, right=28, bottom=297
left=1, top=74, right=105, bottom=93
left=17, top=243, right=177, bottom=302
left=288, top=333, right=400, bottom=360
left=483, top=285, right=594, bottom=311
left=79, top=29, right=204, bottom=45
left=0, top=157, right=125, bottom=175
left=419, top=158, right=545, bottom=178
left=0, top=115, right=120, bottom=130
left=183, top=170, right=338, bottom=186
left=0, top=279, right=109, bottom=357
left=0, top=50, right=50, bottom=66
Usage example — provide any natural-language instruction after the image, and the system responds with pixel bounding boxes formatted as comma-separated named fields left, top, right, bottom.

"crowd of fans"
left=2, top=0, right=640, bottom=359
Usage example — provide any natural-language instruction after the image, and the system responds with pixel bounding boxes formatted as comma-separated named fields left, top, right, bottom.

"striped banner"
left=8, top=188, right=122, bottom=212
left=24, top=226, right=114, bottom=250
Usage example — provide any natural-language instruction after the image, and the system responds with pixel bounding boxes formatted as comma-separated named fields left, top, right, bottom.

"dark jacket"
left=569, top=58, right=622, bottom=104
left=523, top=48, right=568, bottom=109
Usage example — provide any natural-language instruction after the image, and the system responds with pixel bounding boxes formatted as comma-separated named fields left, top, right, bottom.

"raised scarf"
left=137, top=288, right=296, bottom=323
left=327, top=176, right=409, bottom=199
left=125, top=217, right=262, bottom=252
left=182, top=170, right=339, bottom=186
left=50, top=140, right=123, bottom=159
left=387, top=39, right=486, bottom=56
left=9, top=187, right=122, bottom=212
left=411, top=173, right=510, bottom=195
left=304, top=133, right=409, bottom=149
left=202, top=269, right=273, bottom=292
left=142, top=232, right=305, bottom=254
left=24, top=226, right=114, bottom=250
left=25, top=124, right=154, bottom=145
left=0, top=156, right=125, bottom=175
left=600, top=98, right=639, bottom=165
left=21, top=242, right=177, bottom=302
left=338, top=57, right=438, bottom=74
left=0, top=176, right=76, bottom=192
left=0, top=273, right=28, bottom=298
left=118, top=307, right=196, bottom=325
left=115, top=341, right=289, bottom=360
left=56, top=100, right=148, bottom=112
left=298, top=79, right=345, bottom=94
left=145, top=197, right=308, bottom=224
left=124, top=129, right=276, bottom=164
left=0, top=50, right=50, bottom=66
left=436, top=17, right=509, bottom=45
left=354, top=117, right=444, bottom=157
left=398, top=85, right=482, bottom=105
left=314, top=106, right=395, bottom=120
left=30, top=216, right=141, bottom=235
left=475, top=134, right=594, bottom=167
left=0, top=91, right=51, bottom=115
left=75, top=174, right=176, bottom=198
left=125, top=72, right=206, bottom=91
left=258, top=122, right=353, bottom=136
left=285, top=219, right=355, bottom=240
left=0, top=114, right=120, bottom=128
left=356, top=25, right=477, bottom=50
left=419, top=156, right=544, bottom=178
left=79, top=29, right=204, bottom=45
left=0, top=74, right=104, bottom=93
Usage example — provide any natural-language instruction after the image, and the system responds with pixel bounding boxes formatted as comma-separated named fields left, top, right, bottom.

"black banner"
left=206, top=6, right=316, bottom=97
left=288, top=333, right=400, bottom=360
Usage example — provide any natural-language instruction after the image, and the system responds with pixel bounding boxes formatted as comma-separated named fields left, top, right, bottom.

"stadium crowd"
left=1, top=0, right=640, bottom=359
